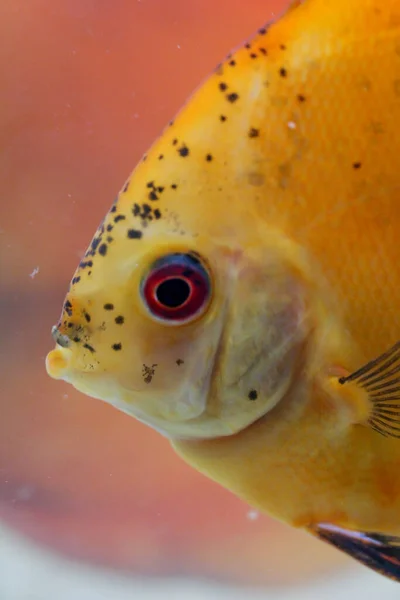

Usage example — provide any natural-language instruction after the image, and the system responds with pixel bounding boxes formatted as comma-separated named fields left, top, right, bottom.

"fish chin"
left=46, top=344, right=212, bottom=439
left=46, top=344, right=273, bottom=440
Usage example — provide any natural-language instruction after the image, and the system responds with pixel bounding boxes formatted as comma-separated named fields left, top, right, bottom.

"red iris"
left=141, top=253, right=211, bottom=323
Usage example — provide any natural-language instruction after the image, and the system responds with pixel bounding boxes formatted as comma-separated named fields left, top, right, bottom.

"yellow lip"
left=45, top=348, right=72, bottom=380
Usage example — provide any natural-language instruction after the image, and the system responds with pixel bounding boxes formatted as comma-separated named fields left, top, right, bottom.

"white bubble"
left=247, top=509, right=259, bottom=521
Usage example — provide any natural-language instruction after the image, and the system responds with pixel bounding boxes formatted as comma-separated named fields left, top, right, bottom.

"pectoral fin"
left=338, top=340, right=400, bottom=439
left=309, top=523, right=400, bottom=581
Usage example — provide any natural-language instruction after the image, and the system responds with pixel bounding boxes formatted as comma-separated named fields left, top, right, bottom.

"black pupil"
left=156, top=278, right=191, bottom=308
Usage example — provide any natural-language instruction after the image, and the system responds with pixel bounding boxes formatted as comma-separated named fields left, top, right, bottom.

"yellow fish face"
left=45, top=0, right=359, bottom=440
left=46, top=192, right=313, bottom=439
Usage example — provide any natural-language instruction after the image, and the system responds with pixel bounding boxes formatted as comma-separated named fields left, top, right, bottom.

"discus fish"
left=46, top=0, right=400, bottom=582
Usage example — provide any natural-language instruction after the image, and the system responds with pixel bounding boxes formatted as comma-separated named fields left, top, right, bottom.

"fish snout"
left=45, top=346, right=72, bottom=380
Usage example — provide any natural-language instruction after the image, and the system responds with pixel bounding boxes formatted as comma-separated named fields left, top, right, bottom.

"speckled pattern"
left=46, top=0, right=400, bottom=584
left=54, top=0, right=400, bottom=375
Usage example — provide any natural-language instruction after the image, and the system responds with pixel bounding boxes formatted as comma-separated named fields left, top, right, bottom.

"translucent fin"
left=339, top=341, right=400, bottom=439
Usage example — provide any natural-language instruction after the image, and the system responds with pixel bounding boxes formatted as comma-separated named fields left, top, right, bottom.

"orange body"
left=46, top=0, right=400, bottom=580
left=171, top=0, right=400, bottom=533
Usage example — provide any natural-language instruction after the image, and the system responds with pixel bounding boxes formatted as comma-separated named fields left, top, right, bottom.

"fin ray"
left=339, top=341, right=400, bottom=439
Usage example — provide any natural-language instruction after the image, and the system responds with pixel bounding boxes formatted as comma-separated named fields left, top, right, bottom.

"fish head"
left=46, top=170, right=311, bottom=440
left=45, top=17, right=316, bottom=440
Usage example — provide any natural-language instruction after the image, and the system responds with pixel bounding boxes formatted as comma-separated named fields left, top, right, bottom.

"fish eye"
left=141, top=253, right=212, bottom=324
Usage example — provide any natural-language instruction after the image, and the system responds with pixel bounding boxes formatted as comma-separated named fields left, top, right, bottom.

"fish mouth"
left=46, top=346, right=73, bottom=380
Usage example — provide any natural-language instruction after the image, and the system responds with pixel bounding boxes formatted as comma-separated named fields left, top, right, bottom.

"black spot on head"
left=84, top=312, right=91, bottom=323
left=110, top=204, right=117, bottom=213
left=112, top=343, right=122, bottom=351
left=248, top=127, right=259, bottom=138
left=142, top=204, right=151, bottom=216
left=73, top=336, right=81, bottom=343
left=226, top=92, right=239, bottom=103
left=206, top=154, right=213, bottom=162
left=133, top=204, right=140, bottom=216
left=259, top=47, right=267, bottom=55
left=142, top=154, right=148, bottom=162
left=178, top=146, right=189, bottom=157
left=297, top=94, right=306, bottom=102
left=147, top=181, right=155, bottom=188
left=280, top=44, right=287, bottom=51
left=142, top=363, right=157, bottom=384
left=157, top=186, right=165, bottom=193
left=149, top=190, right=159, bottom=201
left=72, top=276, right=81, bottom=285
left=220, top=115, right=227, bottom=122
left=98, top=243, right=108, bottom=256
left=245, top=43, right=251, bottom=49
left=176, top=359, right=184, bottom=366
left=219, top=82, right=228, bottom=91
left=80, top=260, right=93, bottom=270
left=248, top=389, right=258, bottom=401
left=114, top=214, right=126, bottom=223
left=106, top=224, right=113, bottom=232
left=158, top=154, right=164, bottom=160
left=127, top=229, right=143, bottom=239
left=123, top=180, right=130, bottom=193
left=115, top=315, right=124, bottom=325
left=279, top=67, right=287, bottom=77
left=106, top=236, right=113, bottom=243
left=258, top=26, right=267, bottom=35
left=171, top=183, right=178, bottom=190
left=104, top=303, right=114, bottom=311
left=172, top=138, right=178, bottom=146
left=83, top=343, right=95, bottom=353
left=154, top=208, right=161, bottom=219
left=353, top=162, right=362, bottom=169
left=229, top=59, right=236, bottom=66
left=250, top=53, right=258, bottom=59
left=91, top=237, right=100, bottom=252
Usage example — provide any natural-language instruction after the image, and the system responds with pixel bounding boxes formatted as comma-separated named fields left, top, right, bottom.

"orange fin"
left=339, top=341, right=400, bottom=439
left=309, top=523, right=400, bottom=582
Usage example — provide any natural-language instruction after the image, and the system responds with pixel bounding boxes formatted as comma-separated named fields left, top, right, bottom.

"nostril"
left=51, top=325, right=71, bottom=348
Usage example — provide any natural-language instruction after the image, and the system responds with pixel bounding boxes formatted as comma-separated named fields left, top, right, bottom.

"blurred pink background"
left=0, top=0, right=349, bottom=586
